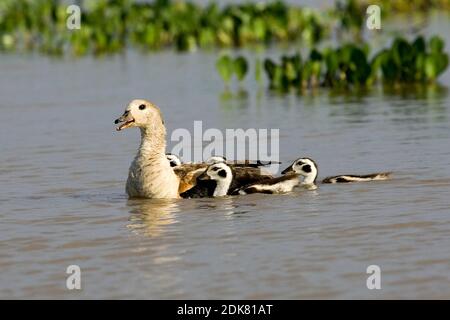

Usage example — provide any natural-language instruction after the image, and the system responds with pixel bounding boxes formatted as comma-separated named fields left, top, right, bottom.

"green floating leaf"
left=255, top=35, right=448, bottom=91
left=255, top=58, right=263, bottom=84
left=264, top=59, right=276, bottom=81
left=429, top=36, right=445, bottom=54
left=425, top=54, right=438, bottom=80
left=425, top=52, right=449, bottom=81
left=412, top=36, right=426, bottom=55
left=216, top=55, right=233, bottom=84
left=233, top=56, right=248, bottom=82
left=284, top=60, right=297, bottom=82
left=392, top=38, right=412, bottom=66
left=309, top=49, right=322, bottom=61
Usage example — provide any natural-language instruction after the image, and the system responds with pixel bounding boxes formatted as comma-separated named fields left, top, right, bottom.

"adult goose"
left=115, top=99, right=181, bottom=199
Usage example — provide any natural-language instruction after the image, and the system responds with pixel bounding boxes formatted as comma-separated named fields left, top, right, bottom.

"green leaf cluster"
left=0, top=0, right=326, bottom=56
left=216, top=55, right=249, bottom=85
left=261, top=36, right=448, bottom=91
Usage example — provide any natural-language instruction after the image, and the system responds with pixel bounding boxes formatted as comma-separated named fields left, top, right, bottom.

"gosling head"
left=205, top=156, right=227, bottom=165
left=198, top=162, right=233, bottom=197
left=114, top=99, right=164, bottom=131
left=281, top=157, right=318, bottom=185
left=166, top=153, right=181, bottom=167
left=198, top=162, right=232, bottom=182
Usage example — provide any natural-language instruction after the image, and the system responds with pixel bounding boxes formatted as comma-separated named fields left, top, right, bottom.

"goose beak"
left=114, top=111, right=135, bottom=131
left=281, top=166, right=294, bottom=175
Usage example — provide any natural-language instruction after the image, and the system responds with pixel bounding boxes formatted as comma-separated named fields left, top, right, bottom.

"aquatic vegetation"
left=0, top=0, right=326, bottom=56
left=216, top=54, right=249, bottom=86
left=332, top=0, right=450, bottom=38
left=333, top=0, right=450, bottom=27
left=358, top=0, right=450, bottom=13
left=233, top=56, right=248, bottom=83
left=372, top=36, right=448, bottom=82
left=216, top=55, right=234, bottom=85
left=258, top=36, right=448, bottom=91
left=333, top=0, right=365, bottom=33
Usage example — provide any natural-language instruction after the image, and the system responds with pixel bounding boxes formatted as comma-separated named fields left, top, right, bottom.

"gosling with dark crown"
left=236, top=158, right=318, bottom=194
left=282, top=157, right=392, bottom=184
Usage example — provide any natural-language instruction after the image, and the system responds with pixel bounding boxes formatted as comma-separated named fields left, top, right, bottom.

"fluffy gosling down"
left=236, top=158, right=318, bottom=195
left=282, top=157, right=392, bottom=184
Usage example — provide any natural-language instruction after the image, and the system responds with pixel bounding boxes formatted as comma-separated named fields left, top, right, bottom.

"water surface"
left=1, top=14, right=450, bottom=299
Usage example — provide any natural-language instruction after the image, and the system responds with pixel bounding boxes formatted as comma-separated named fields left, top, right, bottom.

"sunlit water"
left=1, top=13, right=450, bottom=299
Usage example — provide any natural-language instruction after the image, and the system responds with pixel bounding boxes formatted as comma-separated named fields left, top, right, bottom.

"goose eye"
left=139, top=104, right=146, bottom=110
left=302, top=165, right=312, bottom=173
left=218, top=169, right=227, bottom=178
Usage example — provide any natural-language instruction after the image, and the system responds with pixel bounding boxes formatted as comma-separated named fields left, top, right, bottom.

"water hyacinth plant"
left=216, top=55, right=234, bottom=86
left=260, top=36, right=448, bottom=91
left=357, top=0, right=450, bottom=13
left=216, top=54, right=249, bottom=86
left=0, top=0, right=326, bottom=56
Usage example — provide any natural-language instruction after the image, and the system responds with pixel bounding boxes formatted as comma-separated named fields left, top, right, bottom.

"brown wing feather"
left=233, top=167, right=273, bottom=182
left=173, top=164, right=208, bottom=193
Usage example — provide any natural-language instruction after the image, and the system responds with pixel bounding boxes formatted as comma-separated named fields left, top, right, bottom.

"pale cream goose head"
left=114, top=99, right=165, bottom=132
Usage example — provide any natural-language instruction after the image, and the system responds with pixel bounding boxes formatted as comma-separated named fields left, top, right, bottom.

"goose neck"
left=137, top=126, right=166, bottom=159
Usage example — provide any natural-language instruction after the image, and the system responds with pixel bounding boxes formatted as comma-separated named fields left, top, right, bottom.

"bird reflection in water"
left=126, top=196, right=244, bottom=236
left=126, top=198, right=180, bottom=237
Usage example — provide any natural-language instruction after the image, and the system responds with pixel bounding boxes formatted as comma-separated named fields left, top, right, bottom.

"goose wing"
left=233, top=166, right=273, bottom=181
left=173, top=163, right=208, bottom=193
left=228, top=167, right=275, bottom=194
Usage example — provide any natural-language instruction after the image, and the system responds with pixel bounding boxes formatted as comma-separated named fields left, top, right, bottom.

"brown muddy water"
left=1, top=17, right=450, bottom=299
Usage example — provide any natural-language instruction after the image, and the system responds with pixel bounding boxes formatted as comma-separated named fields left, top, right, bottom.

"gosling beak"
left=198, top=171, right=211, bottom=180
left=281, top=165, right=294, bottom=175
left=114, top=111, right=135, bottom=131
